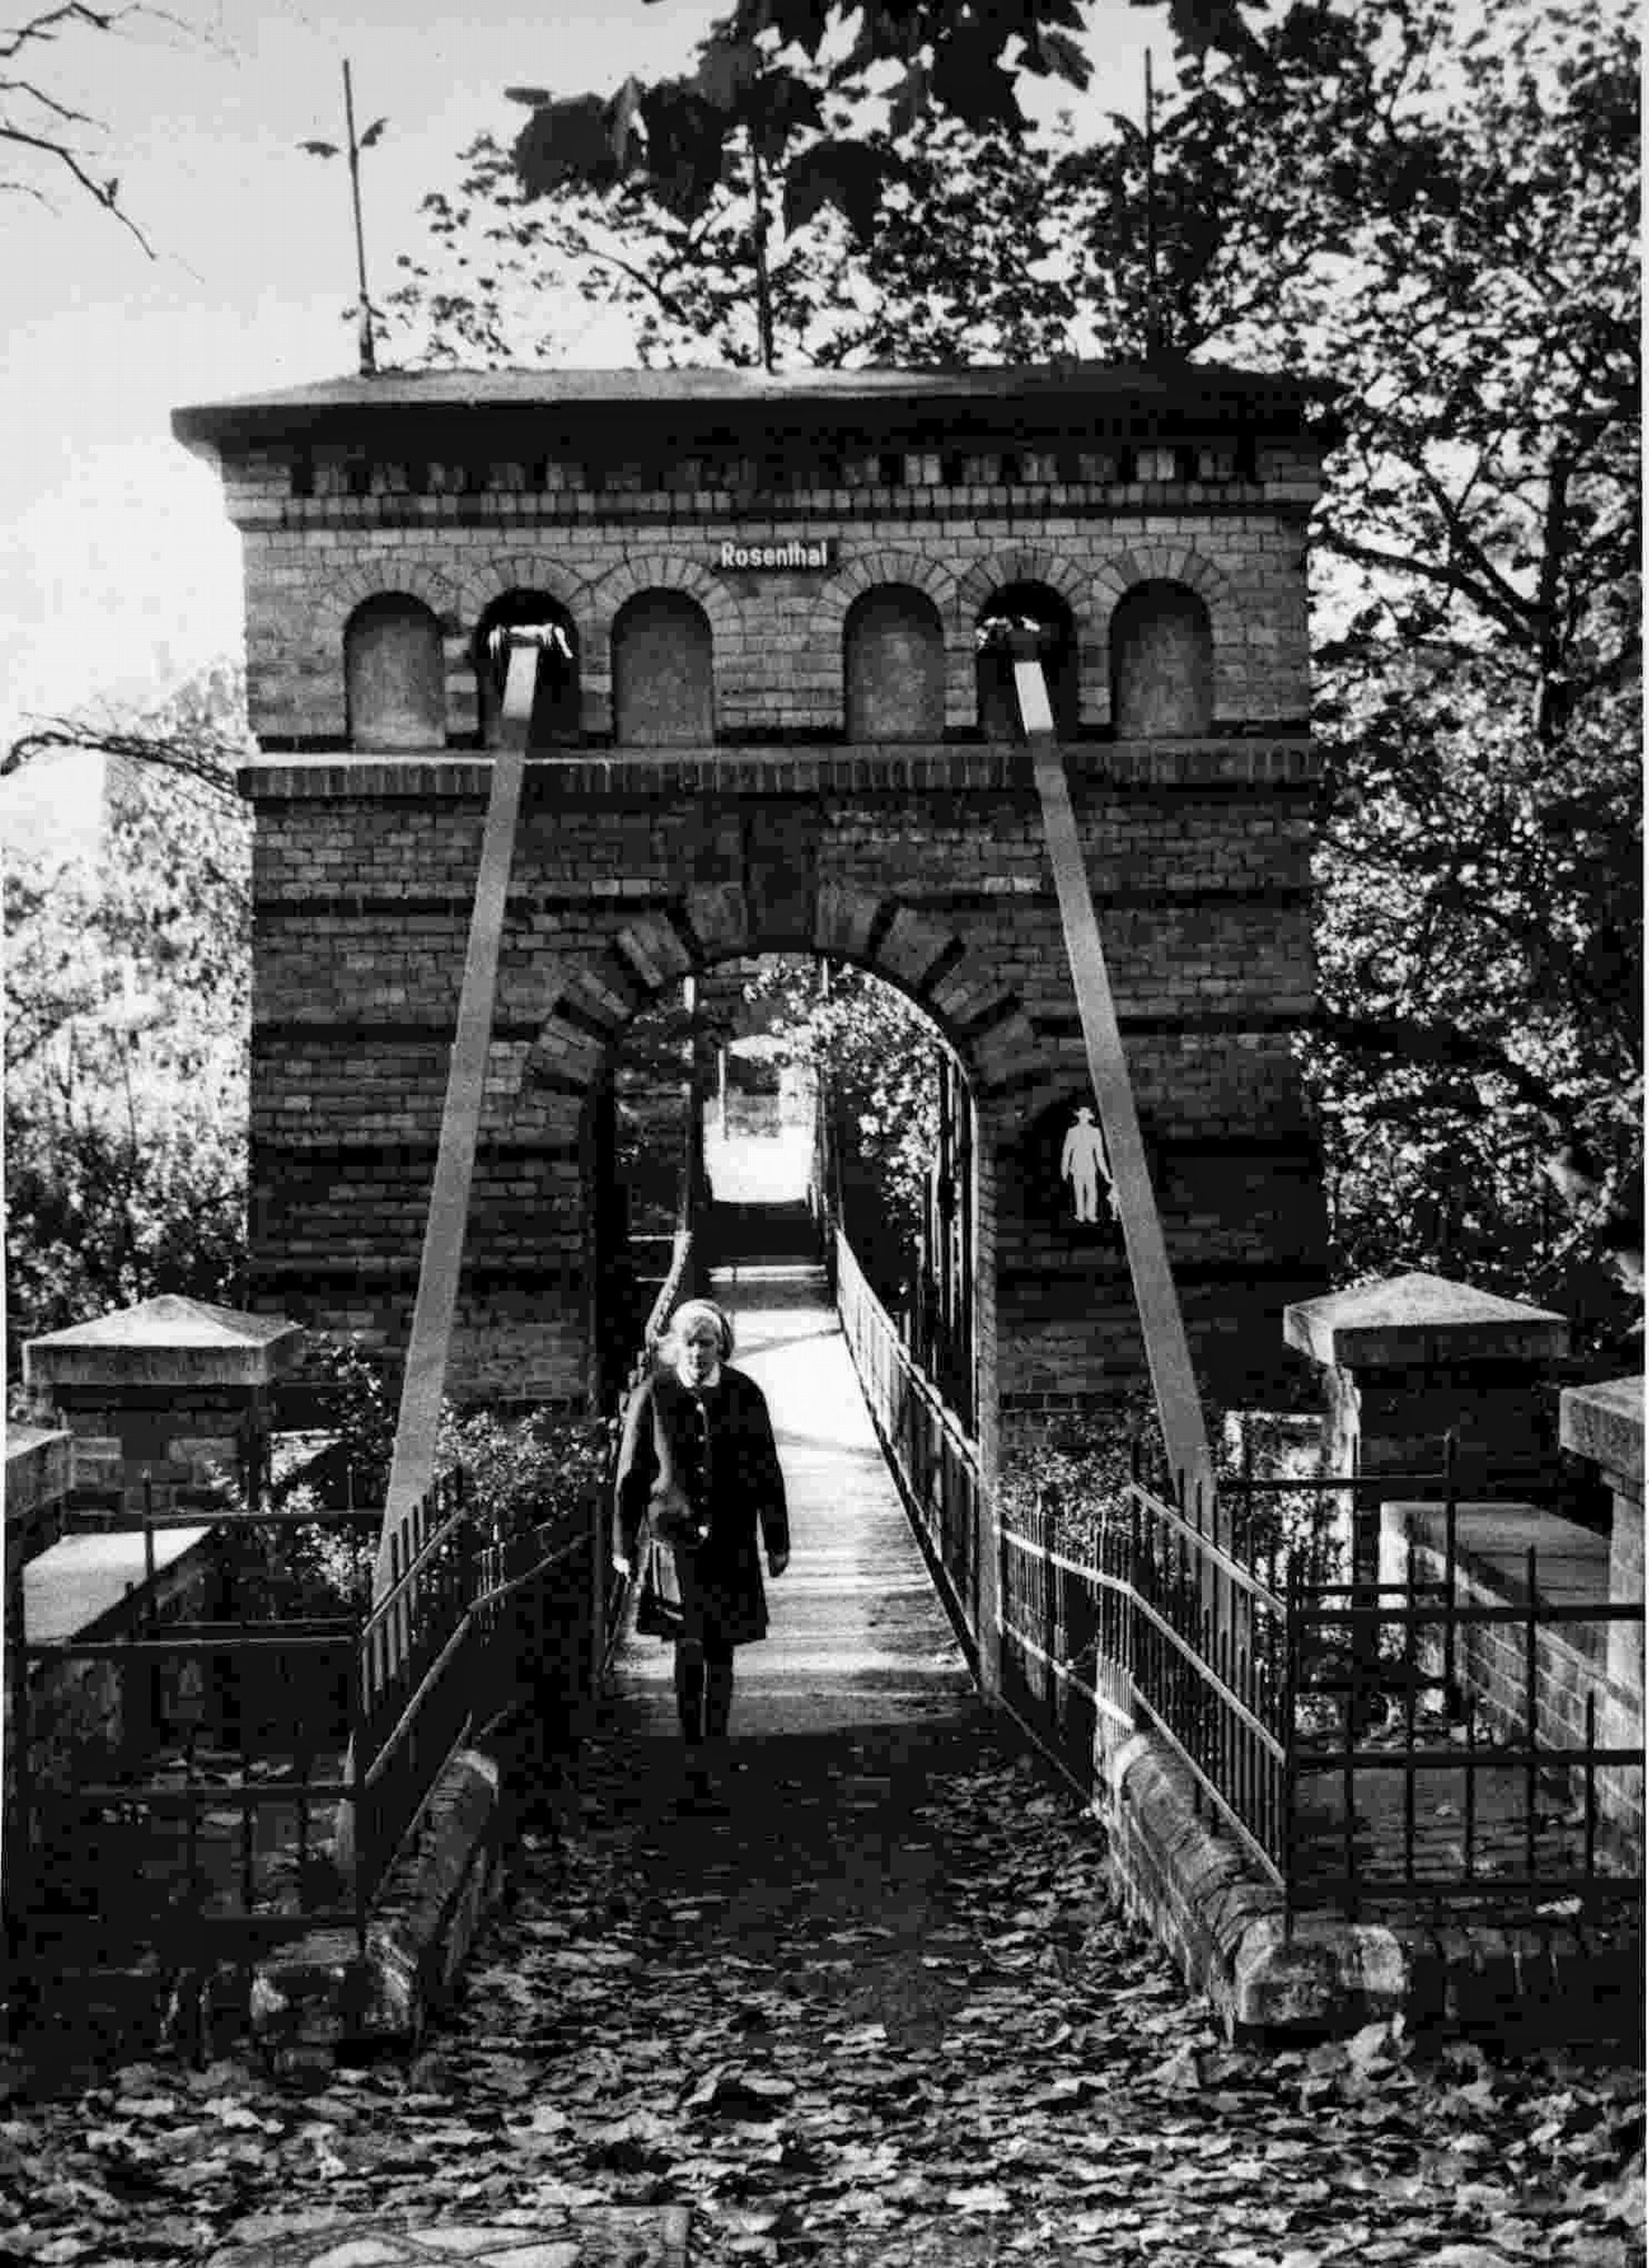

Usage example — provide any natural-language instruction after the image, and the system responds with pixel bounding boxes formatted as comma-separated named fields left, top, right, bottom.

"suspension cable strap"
left=1012, top=641, right=1214, bottom=1514
left=372, top=635, right=538, bottom=1611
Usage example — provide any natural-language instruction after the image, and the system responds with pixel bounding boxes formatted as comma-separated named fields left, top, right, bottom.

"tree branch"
left=4, top=718, right=241, bottom=798
left=1, top=117, right=154, bottom=250
left=0, top=2, right=188, bottom=252
left=1308, top=1007, right=1571, bottom=1126
left=0, top=3, right=130, bottom=60
left=1316, top=525, right=1537, bottom=650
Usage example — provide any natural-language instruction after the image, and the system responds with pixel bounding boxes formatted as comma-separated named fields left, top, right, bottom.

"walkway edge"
left=251, top=1747, right=503, bottom=2074
left=1102, top=1730, right=1643, bottom=2044
left=1101, top=1731, right=1402, bottom=2039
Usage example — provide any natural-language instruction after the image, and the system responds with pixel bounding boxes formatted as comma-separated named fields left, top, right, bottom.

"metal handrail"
left=1125, top=1477, right=1289, bottom=1614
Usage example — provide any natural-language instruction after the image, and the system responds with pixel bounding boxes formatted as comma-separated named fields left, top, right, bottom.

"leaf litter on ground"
left=0, top=1727, right=1640, bottom=2266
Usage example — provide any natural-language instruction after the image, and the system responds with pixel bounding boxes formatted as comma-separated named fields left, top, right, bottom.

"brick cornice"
left=236, top=736, right=1322, bottom=802
left=227, top=482, right=1285, bottom=538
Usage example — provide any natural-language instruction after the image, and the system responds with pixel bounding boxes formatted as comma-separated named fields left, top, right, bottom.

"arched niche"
left=844, top=585, right=945, bottom=741
left=613, top=591, right=715, bottom=746
left=1110, top=580, right=1214, bottom=737
left=975, top=581, right=1078, bottom=740
left=473, top=591, right=581, bottom=749
left=345, top=593, right=445, bottom=751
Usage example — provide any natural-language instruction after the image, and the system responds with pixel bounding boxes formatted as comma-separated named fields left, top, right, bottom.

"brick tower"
left=173, top=361, right=1332, bottom=1461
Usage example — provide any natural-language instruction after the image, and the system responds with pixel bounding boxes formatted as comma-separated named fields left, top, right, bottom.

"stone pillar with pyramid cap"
left=1284, top=1270, right=1572, bottom=1611
left=1285, top=1270, right=1571, bottom=1494
left=22, top=1295, right=307, bottom=1517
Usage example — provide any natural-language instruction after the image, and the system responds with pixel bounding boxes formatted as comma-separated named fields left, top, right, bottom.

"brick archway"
left=309, top=562, right=463, bottom=645
left=591, top=558, right=742, bottom=665
left=1094, top=546, right=1236, bottom=727
left=294, top=565, right=466, bottom=743
left=510, top=888, right=1015, bottom=1466
left=448, top=558, right=604, bottom=740
left=955, top=547, right=1090, bottom=620
left=517, top=880, right=1038, bottom=1112
left=453, top=556, right=599, bottom=641
left=815, top=551, right=963, bottom=733
left=204, top=355, right=1328, bottom=1467
left=957, top=548, right=1099, bottom=727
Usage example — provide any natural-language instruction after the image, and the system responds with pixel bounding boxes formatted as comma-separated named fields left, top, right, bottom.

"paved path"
left=611, top=1262, right=976, bottom=1743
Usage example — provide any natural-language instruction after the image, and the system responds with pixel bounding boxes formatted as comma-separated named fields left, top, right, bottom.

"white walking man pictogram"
left=1060, top=1103, right=1116, bottom=1225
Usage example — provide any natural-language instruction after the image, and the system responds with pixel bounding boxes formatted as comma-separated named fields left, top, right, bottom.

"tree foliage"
left=386, top=99, right=1078, bottom=374
left=741, top=958, right=947, bottom=1291
left=1186, top=0, right=1641, bottom=1333
left=4, top=669, right=252, bottom=1385
left=386, top=0, right=1641, bottom=1348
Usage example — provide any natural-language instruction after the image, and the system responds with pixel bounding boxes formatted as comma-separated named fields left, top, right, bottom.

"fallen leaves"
left=0, top=1728, right=1640, bottom=2266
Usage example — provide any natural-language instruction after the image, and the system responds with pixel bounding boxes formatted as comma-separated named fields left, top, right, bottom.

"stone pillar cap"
left=1285, top=1271, right=1570, bottom=1371
left=1559, top=1376, right=1644, bottom=1487
left=23, top=1295, right=306, bottom=1390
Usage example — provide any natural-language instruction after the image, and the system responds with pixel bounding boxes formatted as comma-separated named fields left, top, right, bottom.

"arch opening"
left=345, top=592, right=445, bottom=751
left=592, top=953, right=976, bottom=1430
left=1109, top=579, right=1214, bottom=737
left=613, top=591, right=715, bottom=746
left=473, top=591, right=581, bottom=748
left=843, top=585, right=945, bottom=741
left=975, top=581, right=1078, bottom=739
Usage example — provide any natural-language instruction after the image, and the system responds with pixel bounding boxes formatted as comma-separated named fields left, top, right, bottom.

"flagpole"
left=343, top=59, right=377, bottom=377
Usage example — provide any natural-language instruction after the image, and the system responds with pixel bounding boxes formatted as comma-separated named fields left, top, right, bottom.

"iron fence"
left=827, top=1245, right=1642, bottom=1926
left=1000, top=1466, right=1644, bottom=1926
left=834, top=1227, right=981, bottom=1654
left=1000, top=1474, right=1291, bottom=1889
left=1288, top=1521, right=1644, bottom=1922
left=7, top=1461, right=605, bottom=2008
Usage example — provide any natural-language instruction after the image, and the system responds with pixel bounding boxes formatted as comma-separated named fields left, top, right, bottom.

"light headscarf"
left=667, top=1298, right=735, bottom=1386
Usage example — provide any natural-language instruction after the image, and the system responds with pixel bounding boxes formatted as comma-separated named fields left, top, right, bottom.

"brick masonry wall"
left=1396, top=1529, right=1642, bottom=1861
left=219, top=446, right=1315, bottom=746
left=213, top=401, right=1327, bottom=1435
left=243, top=742, right=1327, bottom=1422
left=613, top=590, right=715, bottom=745
left=43, top=1385, right=266, bottom=1513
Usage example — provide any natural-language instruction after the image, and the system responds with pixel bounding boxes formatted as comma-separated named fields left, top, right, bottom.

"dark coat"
left=613, top=1365, right=789, bottom=1649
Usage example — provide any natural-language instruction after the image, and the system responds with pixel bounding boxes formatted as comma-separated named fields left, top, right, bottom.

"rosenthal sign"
left=716, top=539, right=837, bottom=571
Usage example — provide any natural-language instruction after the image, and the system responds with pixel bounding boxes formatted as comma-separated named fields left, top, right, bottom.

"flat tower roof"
left=173, top=360, right=1334, bottom=454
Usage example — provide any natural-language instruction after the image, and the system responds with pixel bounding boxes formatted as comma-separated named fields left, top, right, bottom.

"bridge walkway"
left=608, top=1258, right=978, bottom=1743
left=184, top=1249, right=1566, bottom=2268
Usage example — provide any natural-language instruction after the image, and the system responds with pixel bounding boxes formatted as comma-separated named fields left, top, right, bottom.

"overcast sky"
left=2, top=0, right=1162, bottom=768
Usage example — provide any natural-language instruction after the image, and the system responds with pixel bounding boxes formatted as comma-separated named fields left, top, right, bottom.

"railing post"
left=1041, top=1485, right=1059, bottom=1738
left=1282, top=1555, right=1300, bottom=1936
left=6, top=1547, right=32, bottom=1972
left=350, top=1614, right=369, bottom=1953
left=1524, top=1542, right=1539, bottom=1893
left=1441, top=1428, right=1459, bottom=1709
left=589, top=1475, right=605, bottom=1706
